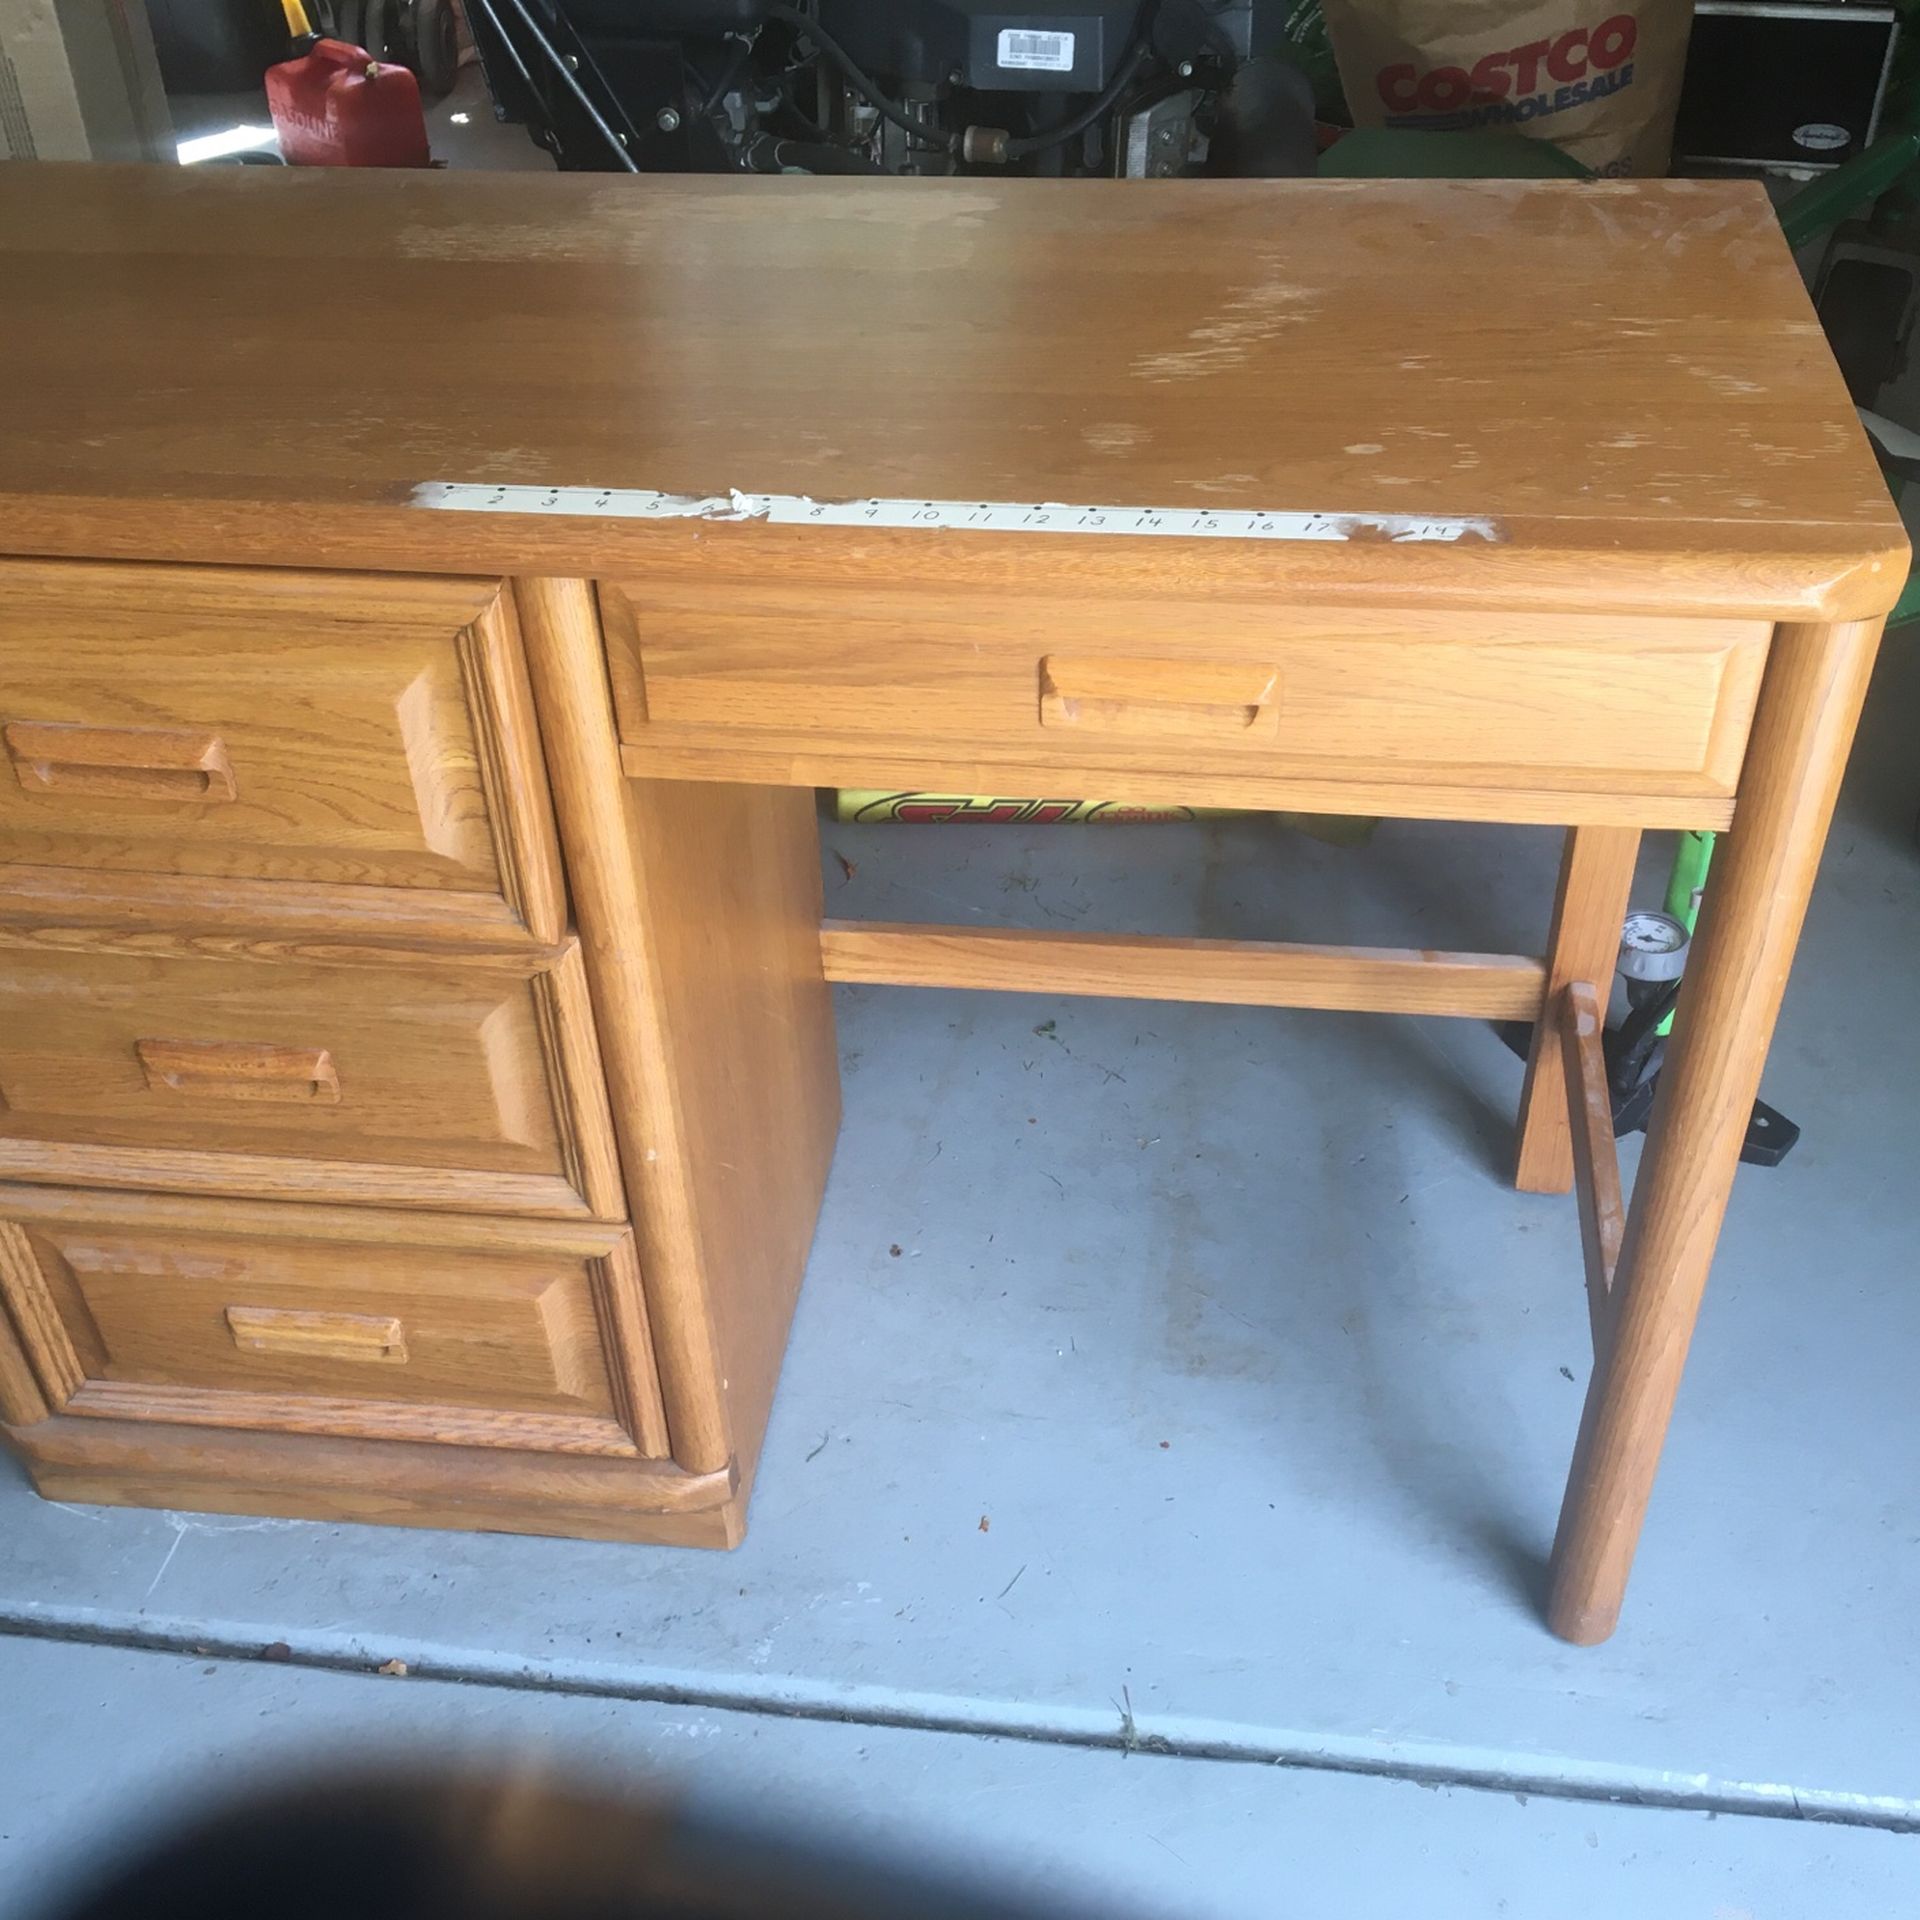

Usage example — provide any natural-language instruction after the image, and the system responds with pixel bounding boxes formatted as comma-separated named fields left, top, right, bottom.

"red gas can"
left=266, top=38, right=431, bottom=168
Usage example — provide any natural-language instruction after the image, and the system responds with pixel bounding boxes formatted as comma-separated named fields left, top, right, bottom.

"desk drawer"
left=0, top=562, right=564, bottom=944
left=0, top=1190, right=665, bottom=1458
left=0, top=935, right=623, bottom=1219
left=604, top=581, right=1770, bottom=808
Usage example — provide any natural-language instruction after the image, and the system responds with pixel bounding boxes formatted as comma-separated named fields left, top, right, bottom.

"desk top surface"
left=0, top=164, right=1904, bottom=619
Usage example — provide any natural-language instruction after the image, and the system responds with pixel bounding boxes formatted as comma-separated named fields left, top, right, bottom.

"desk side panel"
left=517, top=578, right=840, bottom=1496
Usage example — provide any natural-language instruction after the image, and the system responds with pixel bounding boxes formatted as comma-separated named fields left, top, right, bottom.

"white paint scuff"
left=412, top=482, right=1500, bottom=546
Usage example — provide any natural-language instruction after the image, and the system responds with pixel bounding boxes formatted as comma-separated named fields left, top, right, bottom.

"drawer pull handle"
left=1038, top=657, right=1280, bottom=739
left=225, top=1306, right=408, bottom=1366
left=3, top=721, right=238, bottom=803
left=136, top=1039, right=341, bottom=1105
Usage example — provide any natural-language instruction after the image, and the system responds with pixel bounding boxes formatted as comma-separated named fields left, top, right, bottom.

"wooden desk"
left=0, top=166, right=1903, bottom=1643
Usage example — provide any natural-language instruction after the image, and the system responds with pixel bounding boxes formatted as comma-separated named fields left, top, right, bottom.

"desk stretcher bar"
left=820, top=923, right=1548, bottom=1021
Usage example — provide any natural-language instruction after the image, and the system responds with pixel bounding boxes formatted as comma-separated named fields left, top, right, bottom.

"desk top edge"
left=0, top=163, right=1906, bottom=617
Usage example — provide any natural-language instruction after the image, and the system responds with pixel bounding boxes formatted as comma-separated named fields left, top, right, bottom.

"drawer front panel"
left=604, top=582, right=1770, bottom=800
left=0, top=1192, right=667, bottom=1457
left=0, top=562, right=564, bottom=942
left=0, top=936, right=623, bottom=1219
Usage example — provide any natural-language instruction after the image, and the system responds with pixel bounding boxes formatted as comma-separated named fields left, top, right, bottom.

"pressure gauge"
left=1618, top=909, right=1690, bottom=984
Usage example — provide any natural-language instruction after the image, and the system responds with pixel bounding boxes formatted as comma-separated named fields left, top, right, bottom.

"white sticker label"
left=998, top=28, right=1076, bottom=72
left=1793, top=122, right=1850, bottom=152
left=412, top=482, right=1500, bottom=546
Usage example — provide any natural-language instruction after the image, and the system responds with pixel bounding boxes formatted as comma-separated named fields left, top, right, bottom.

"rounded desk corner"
left=1804, top=538, right=1914, bottom=626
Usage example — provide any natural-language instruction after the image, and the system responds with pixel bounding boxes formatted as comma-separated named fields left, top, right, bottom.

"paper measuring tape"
left=413, top=483, right=1498, bottom=545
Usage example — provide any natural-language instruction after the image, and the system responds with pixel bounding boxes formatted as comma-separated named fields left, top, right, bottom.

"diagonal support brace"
left=1559, top=979, right=1625, bottom=1357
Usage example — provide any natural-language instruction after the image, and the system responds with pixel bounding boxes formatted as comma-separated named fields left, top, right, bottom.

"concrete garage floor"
left=2, top=636, right=1917, bottom=1914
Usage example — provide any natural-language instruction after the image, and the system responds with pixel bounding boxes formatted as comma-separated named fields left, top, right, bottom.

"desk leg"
left=1546, top=618, right=1883, bottom=1644
left=1515, top=826, right=1641, bottom=1194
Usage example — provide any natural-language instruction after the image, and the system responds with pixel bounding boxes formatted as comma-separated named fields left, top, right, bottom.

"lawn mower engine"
left=466, top=0, right=1315, bottom=177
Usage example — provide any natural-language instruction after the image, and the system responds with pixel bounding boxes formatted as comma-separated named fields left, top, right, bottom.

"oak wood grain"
left=1547, top=617, right=1887, bottom=1645
left=618, top=741, right=1739, bottom=831
left=519, top=578, right=841, bottom=1489
left=616, top=775, right=842, bottom=1494
left=0, top=1142, right=596, bottom=1219
left=606, top=582, right=1770, bottom=806
left=0, top=917, right=582, bottom=971
left=0, top=862, right=550, bottom=951
left=0, top=935, right=622, bottom=1219
left=1515, top=826, right=1643, bottom=1194
left=1037, top=656, right=1282, bottom=740
left=0, top=1219, right=71, bottom=1420
left=21, top=1463, right=746, bottom=1546
left=10, top=1412, right=739, bottom=1544
left=225, top=1305, right=409, bottom=1364
left=822, top=922, right=1548, bottom=1019
left=0, top=1306, right=51, bottom=1426
left=4, top=720, right=237, bottom=804
left=0, top=1186, right=666, bottom=1459
left=0, top=1181, right=639, bottom=1253
left=135, top=1038, right=341, bottom=1105
left=592, top=1229, right=672, bottom=1460
left=62, top=1381, right=639, bottom=1456
left=460, top=589, right=570, bottom=946
left=531, top=951, right=629, bottom=1223
left=516, top=577, right=730, bottom=1473
left=0, top=169, right=1905, bottom=621
left=1559, top=979, right=1624, bottom=1355
left=0, top=560, right=564, bottom=943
